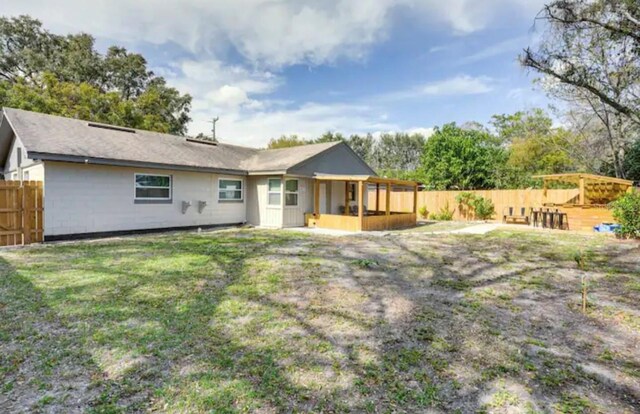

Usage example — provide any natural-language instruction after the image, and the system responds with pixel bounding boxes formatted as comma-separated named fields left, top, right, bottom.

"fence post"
left=23, top=182, right=32, bottom=245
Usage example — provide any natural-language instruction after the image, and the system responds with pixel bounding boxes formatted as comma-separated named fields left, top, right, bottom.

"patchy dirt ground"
left=0, top=228, right=639, bottom=413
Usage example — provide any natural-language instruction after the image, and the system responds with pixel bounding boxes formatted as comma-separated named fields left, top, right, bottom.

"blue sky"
left=5, top=0, right=550, bottom=147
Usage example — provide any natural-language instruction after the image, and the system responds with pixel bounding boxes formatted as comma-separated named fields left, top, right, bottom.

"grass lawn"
left=1, top=228, right=639, bottom=413
left=403, top=220, right=477, bottom=233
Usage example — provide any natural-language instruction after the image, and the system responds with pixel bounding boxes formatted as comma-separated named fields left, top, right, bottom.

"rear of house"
left=0, top=108, right=376, bottom=240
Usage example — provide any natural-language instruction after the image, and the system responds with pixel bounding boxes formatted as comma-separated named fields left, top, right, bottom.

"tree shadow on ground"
left=1, top=229, right=639, bottom=413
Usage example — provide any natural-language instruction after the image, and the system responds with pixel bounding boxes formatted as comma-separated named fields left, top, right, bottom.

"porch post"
left=375, top=183, right=380, bottom=213
left=385, top=182, right=391, bottom=230
left=358, top=180, right=364, bottom=219
left=385, top=183, right=391, bottom=215
left=314, top=179, right=320, bottom=215
left=413, top=184, right=418, bottom=214
left=344, top=181, right=349, bottom=215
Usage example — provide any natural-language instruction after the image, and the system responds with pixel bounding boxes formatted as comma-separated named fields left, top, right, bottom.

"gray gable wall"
left=288, top=143, right=376, bottom=177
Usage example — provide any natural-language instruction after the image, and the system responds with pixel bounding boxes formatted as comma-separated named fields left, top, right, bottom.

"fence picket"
left=0, top=180, right=44, bottom=246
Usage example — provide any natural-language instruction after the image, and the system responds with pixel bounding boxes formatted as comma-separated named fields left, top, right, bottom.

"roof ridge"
left=258, top=140, right=342, bottom=153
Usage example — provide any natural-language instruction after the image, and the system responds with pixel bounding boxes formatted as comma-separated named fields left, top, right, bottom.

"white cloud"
left=3, top=0, right=546, bottom=146
left=380, top=75, right=494, bottom=101
left=6, top=0, right=548, bottom=67
left=189, top=102, right=398, bottom=147
left=404, top=127, right=435, bottom=137
left=160, top=59, right=281, bottom=113
left=422, top=75, right=493, bottom=96
left=457, top=36, right=529, bottom=65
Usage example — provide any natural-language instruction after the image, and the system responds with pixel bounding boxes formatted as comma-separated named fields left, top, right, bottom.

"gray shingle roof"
left=0, top=108, right=343, bottom=175
left=240, top=141, right=341, bottom=172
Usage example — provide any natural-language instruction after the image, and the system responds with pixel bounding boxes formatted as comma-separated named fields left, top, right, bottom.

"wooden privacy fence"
left=367, top=189, right=580, bottom=221
left=0, top=181, right=44, bottom=246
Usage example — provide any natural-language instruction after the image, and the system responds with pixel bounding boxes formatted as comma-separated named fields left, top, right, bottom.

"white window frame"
left=218, top=178, right=244, bottom=202
left=284, top=179, right=299, bottom=207
left=267, top=178, right=282, bottom=207
left=134, top=173, right=172, bottom=201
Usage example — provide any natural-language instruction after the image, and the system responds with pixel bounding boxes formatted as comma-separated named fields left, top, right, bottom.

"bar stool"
left=558, top=212, right=568, bottom=230
left=531, top=208, right=539, bottom=227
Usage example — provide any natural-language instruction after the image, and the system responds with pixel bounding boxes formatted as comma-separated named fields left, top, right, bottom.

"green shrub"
left=454, top=192, right=495, bottom=221
left=455, top=192, right=477, bottom=220
left=471, top=197, right=495, bottom=221
left=610, top=191, right=640, bottom=239
left=455, top=192, right=476, bottom=205
left=429, top=203, right=454, bottom=221
left=418, top=205, right=429, bottom=219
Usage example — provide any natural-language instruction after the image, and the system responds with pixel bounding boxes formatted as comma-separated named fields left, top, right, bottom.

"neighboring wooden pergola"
left=533, top=173, right=634, bottom=205
left=307, top=174, right=418, bottom=231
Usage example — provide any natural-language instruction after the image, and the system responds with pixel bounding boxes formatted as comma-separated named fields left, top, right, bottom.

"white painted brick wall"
left=43, top=161, right=246, bottom=236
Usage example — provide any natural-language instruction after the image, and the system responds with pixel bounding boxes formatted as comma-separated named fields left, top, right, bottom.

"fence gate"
left=0, top=181, right=44, bottom=246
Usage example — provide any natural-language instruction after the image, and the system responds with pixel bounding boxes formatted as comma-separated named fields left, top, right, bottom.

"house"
left=0, top=108, right=417, bottom=240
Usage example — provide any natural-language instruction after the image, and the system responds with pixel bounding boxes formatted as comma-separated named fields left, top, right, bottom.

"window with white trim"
left=135, top=174, right=171, bottom=200
left=268, top=178, right=281, bottom=206
left=285, top=179, right=298, bottom=206
left=218, top=179, right=243, bottom=201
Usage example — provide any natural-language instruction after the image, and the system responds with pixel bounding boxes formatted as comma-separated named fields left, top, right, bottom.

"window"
left=218, top=179, right=243, bottom=201
left=16, top=147, right=22, bottom=167
left=23, top=170, right=29, bottom=181
left=268, top=178, right=281, bottom=206
left=348, top=183, right=356, bottom=201
left=135, top=174, right=171, bottom=200
left=285, top=179, right=298, bottom=206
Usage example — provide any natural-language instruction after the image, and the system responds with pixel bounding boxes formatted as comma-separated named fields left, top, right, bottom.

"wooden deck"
left=552, top=205, right=615, bottom=232
left=362, top=213, right=416, bottom=231
left=306, top=212, right=417, bottom=232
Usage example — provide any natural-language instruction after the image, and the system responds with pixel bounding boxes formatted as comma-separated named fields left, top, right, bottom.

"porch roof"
left=313, top=174, right=418, bottom=187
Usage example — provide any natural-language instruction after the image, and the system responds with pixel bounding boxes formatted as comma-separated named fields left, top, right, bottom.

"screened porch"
left=305, top=174, right=418, bottom=231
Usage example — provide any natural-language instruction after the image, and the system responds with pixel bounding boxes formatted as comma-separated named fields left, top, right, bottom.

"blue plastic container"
left=593, top=223, right=621, bottom=233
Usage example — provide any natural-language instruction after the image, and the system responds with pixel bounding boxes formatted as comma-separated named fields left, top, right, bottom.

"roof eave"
left=28, top=152, right=249, bottom=175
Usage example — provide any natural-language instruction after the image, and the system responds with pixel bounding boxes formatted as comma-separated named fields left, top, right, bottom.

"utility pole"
left=209, top=117, right=219, bottom=142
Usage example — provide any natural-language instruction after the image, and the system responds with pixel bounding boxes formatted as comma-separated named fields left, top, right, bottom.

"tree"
left=267, top=135, right=312, bottom=149
left=491, top=108, right=553, bottom=144
left=372, top=133, right=425, bottom=179
left=419, top=123, right=505, bottom=190
left=347, top=133, right=375, bottom=165
left=623, top=139, right=640, bottom=181
left=0, top=15, right=191, bottom=135
left=315, top=131, right=346, bottom=143
left=521, top=0, right=640, bottom=126
left=521, top=1, right=640, bottom=177
left=490, top=108, right=582, bottom=187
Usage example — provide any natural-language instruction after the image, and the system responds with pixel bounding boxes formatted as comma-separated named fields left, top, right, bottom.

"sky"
left=4, top=0, right=551, bottom=147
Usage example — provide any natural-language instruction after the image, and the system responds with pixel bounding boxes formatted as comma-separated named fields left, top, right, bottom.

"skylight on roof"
left=87, top=122, right=136, bottom=133
left=186, top=138, right=218, bottom=146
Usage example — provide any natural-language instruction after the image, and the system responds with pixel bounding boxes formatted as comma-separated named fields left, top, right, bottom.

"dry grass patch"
left=0, top=228, right=638, bottom=413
